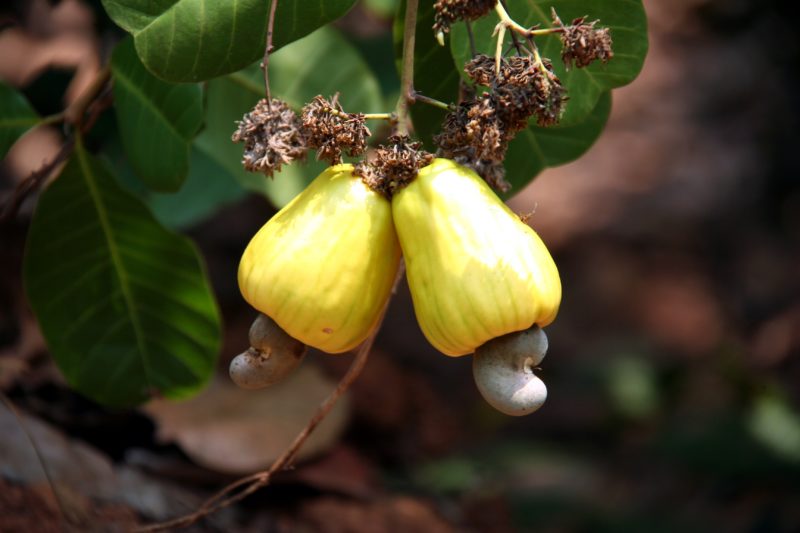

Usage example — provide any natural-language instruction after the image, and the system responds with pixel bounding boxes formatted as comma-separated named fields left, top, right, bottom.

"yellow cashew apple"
left=238, top=164, right=401, bottom=353
left=392, top=158, right=561, bottom=356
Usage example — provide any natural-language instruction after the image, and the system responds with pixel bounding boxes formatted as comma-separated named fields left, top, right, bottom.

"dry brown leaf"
left=286, top=445, right=378, bottom=498
left=0, top=402, right=214, bottom=522
left=291, top=495, right=454, bottom=533
left=144, top=363, right=351, bottom=475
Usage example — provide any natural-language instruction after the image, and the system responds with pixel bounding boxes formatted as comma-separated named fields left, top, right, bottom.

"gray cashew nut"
left=473, top=325, right=548, bottom=416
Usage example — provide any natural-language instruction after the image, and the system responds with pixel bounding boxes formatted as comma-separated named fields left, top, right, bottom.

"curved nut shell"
left=238, top=165, right=401, bottom=353
left=392, top=159, right=561, bottom=356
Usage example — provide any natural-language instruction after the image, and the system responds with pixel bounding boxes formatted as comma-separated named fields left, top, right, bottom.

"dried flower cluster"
left=231, top=98, right=306, bottom=177
left=301, top=95, right=371, bottom=165
left=433, top=0, right=497, bottom=38
left=466, top=54, right=567, bottom=128
left=435, top=54, right=566, bottom=192
left=354, top=135, right=434, bottom=198
left=553, top=10, right=614, bottom=69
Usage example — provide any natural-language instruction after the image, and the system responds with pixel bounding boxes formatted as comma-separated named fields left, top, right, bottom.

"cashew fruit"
left=391, top=158, right=561, bottom=356
left=238, top=164, right=401, bottom=353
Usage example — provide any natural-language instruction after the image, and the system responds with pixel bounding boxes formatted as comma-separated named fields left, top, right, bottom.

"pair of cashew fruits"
left=236, top=159, right=561, bottom=415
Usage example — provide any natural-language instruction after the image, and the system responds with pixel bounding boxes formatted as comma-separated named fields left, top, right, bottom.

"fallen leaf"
left=0, top=402, right=226, bottom=522
left=144, top=362, right=350, bottom=474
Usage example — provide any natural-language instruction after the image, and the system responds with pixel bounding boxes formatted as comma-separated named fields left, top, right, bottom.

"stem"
left=411, top=92, right=453, bottom=111
left=394, top=0, right=419, bottom=136
left=500, top=1, right=524, bottom=55
left=0, top=141, right=74, bottom=222
left=262, top=0, right=279, bottom=107
left=2, top=68, right=112, bottom=222
left=465, top=21, right=478, bottom=58
left=137, top=264, right=406, bottom=532
left=363, top=113, right=396, bottom=120
left=39, top=112, right=66, bottom=127
left=532, top=45, right=549, bottom=76
left=494, top=2, right=563, bottom=38
left=65, top=66, right=110, bottom=127
left=324, top=108, right=394, bottom=121
left=494, top=23, right=506, bottom=75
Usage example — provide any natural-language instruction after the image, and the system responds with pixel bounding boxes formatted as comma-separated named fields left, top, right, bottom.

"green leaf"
left=450, top=0, right=648, bottom=125
left=146, top=145, right=249, bottom=229
left=0, top=82, right=40, bottom=159
left=364, top=0, right=398, bottom=18
left=110, top=37, right=203, bottom=192
left=199, top=26, right=383, bottom=208
left=393, top=0, right=460, bottom=149
left=101, top=0, right=358, bottom=82
left=24, top=141, right=221, bottom=407
left=504, top=90, right=611, bottom=195
left=100, top=119, right=248, bottom=230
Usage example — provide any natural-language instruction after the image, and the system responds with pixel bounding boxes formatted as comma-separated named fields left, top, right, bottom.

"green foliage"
left=749, top=394, right=800, bottom=464
left=198, top=27, right=383, bottom=208
left=101, top=0, right=358, bottom=82
left=393, top=0, right=461, bottom=149
left=9, top=0, right=651, bottom=409
left=0, top=82, right=39, bottom=159
left=503, top=91, right=611, bottom=195
left=449, top=0, right=648, bottom=125
left=147, top=145, right=249, bottom=229
left=24, top=141, right=221, bottom=407
left=102, top=135, right=249, bottom=230
left=364, top=0, right=399, bottom=18
left=111, top=38, right=203, bottom=192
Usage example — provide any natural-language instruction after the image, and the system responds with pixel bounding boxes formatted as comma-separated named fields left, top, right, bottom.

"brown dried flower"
left=300, top=95, right=371, bottom=165
left=231, top=98, right=307, bottom=177
left=435, top=55, right=567, bottom=190
left=553, top=10, right=614, bottom=69
left=465, top=54, right=538, bottom=87
left=433, top=0, right=497, bottom=38
left=435, top=98, right=511, bottom=192
left=464, top=54, right=498, bottom=86
left=463, top=54, right=566, bottom=128
left=529, top=59, right=567, bottom=127
left=354, top=135, right=434, bottom=198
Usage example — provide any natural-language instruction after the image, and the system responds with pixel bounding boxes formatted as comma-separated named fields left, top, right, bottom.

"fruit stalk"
left=395, top=0, right=420, bottom=136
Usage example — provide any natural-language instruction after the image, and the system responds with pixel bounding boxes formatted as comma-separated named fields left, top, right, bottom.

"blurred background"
left=1, top=0, right=799, bottom=531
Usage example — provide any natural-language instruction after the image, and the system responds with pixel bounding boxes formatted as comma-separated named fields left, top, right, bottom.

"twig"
left=65, top=66, right=111, bottom=127
left=410, top=91, right=454, bottom=111
left=394, top=0, right=419, bottom=136
left=363, top=113, right=396, bottom=120
left=1, top=141, right=74, bottom=222
left=494, top=22, right=506, bottom=75
left=137, top=264, right=406, bottom=531
left=38, top=111, right=66, bottom=127
left=494, top=1, right=563, bottom=38
left=262, top=0, right=279, bottom=108
left=531, top=45, right=550, bottom=76
left=500, top=1, right=524, bottom=55
left=465, top=21, right=478, bottom=58
left=1, top=68, right=112, bottom=222
left=324, top=107, right=395, bottom=121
